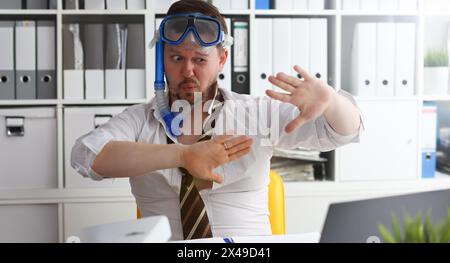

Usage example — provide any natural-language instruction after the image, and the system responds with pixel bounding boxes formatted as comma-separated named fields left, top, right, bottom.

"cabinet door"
left=64, top=202, right=136, bottom=240
left=64, top=107, right=130, bottom=188
left=338, top=100, right=418, bottom=181
left=0, top=204, right=58, bottom=243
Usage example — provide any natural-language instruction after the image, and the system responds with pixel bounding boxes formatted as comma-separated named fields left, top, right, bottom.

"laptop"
left=81, top=215, right=172, bottom=243
left=319, top=189, right=450, bottom=243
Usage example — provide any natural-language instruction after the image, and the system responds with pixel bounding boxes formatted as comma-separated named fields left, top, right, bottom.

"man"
left=71, top=0, right=363, bottom=240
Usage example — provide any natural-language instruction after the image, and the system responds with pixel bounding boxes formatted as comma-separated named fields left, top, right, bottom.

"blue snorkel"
left=154, top=40, right=181, bottom=137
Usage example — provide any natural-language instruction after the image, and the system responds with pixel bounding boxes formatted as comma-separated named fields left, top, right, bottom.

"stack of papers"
left=172, top=233, right=321, bottom=243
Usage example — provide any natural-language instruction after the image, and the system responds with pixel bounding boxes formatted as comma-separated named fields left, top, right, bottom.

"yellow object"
left=137, top=170, right=286, bottom=235
left=268, top=170, right=286, bottom=235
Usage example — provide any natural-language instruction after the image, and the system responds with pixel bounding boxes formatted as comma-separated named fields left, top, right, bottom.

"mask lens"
left=194, top=18, right=220, bottom=44
left=163, top=17, right=188, bottom=42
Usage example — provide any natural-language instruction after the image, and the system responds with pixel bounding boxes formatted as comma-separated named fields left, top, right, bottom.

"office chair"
left=137, top=170, right=286, bottom=235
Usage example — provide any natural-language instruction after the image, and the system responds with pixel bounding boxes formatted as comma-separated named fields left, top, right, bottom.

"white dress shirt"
left=71, top=88, right=363, bottom=240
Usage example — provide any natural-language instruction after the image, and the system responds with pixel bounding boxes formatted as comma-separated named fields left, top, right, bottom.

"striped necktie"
left=168, top=92, right=224, bottom=240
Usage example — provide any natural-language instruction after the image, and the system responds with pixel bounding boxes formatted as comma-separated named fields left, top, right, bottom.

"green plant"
left=424, top=49, right=449, bottom=67
left=378, top=207, right=450, bottom=243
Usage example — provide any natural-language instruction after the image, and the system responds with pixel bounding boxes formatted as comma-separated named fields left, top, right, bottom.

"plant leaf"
left=378, top=224, right=396, bottom=243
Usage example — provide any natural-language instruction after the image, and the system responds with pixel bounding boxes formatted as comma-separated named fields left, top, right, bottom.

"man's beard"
left=169, top=77, right=218, bottom=105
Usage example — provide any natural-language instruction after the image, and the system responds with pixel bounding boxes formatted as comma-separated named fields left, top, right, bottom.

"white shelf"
left=341, top=11, right=419, bottom=16
left=62, top=99, right=147, bottom=105
left=0, top=9, right=58, bottom=15
left=422, top=95, right=450, bottom=101
left=61, top=10, right=147, bottom=15
left=254, top=9, right=337, bottom=16
left=0, top=100, right=58, bottom=105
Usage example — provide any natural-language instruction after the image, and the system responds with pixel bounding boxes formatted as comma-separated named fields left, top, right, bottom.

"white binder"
left=84, top=0, right=105, bottom=9
left=84, top=23, right=104, bottom=100
left=291, top=18, right=310, bottom=78
left=63, top=24, right=84, bottom=100
left=105, top=24, right=126, bottom=100
left=15, top=21, right=37, bottom=99
left=253, top=18, right=272, bottom=97
left=397, top=0, right=416, bottom=10
left=351, top=23, right=377, bottom=97
left=37, top=21, right=56, bottom=99
left=308, top=0, right=325, bottom=10
left=378, top=0, right=398, bottom=10
left=293, top=0, right=308, bottom=9
left=274, top=0, right=293, bottom=9
left=394, top=23, right=415, bottom=97
left=309, top=18, right=328, bottom=83
left=421, top=103, right=437, bottom=150
left=127, top=0, right=145, bottom=9
left=231, top=0, right=248, bottom=9
left=273, top=18, right=292, bottom=93
left=0, top=21, right=15, bottom=100
left=106, top=0, right=126, bottom=9
left=376, top=23, right=395, bottom=97
left=126, top=23, right=146, bottom=99
left=360, top=0, right=378, bottom=10
left=218, top=18, right=232, bottom=92
left=342, top=0, right=360, bottom=10
left=212, top=0, right=231, bottom=10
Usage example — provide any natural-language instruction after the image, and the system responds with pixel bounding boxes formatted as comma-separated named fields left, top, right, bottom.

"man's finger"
left=212, top=134, right=234, bottom=143
left=211, top=172, right=224, bottom=184
left=265, top=89, right=291, bottom=103
left=293, top=65, right=313, bottom=81
left=276, top=72, right=304, bottom=88
left=223, top=135, right=252, bottom=149
left=228, top=147, right=251, bottom=162
left=226, top=137, right=253, bottom=155
left=268, top=75, right=295, bottom=93
left=285, top=115, right=308, bottom=133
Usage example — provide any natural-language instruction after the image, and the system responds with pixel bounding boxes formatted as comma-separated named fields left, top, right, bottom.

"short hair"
left=167, top=0, right=228, bottom=35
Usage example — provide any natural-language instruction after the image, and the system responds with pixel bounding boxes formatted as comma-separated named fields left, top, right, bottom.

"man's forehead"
left=166, top=44, right=212, bottom=57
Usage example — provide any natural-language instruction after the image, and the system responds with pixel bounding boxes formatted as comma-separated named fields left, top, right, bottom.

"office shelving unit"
left=1, top=0, right=450, bottom=242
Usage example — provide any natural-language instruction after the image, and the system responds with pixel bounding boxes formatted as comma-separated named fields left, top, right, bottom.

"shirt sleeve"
left=270, top=89, right=364, bottom=151
left=70, top=104, right=148, bottom=180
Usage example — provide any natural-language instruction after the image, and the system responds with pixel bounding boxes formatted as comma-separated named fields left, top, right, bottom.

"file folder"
left=15, top=21, right=37, bottom=100
left=360, top=0, right=378, bottom=10
left=351, top=23, right=376, bottom=97
left=218, top=18, right=232, bottom=92
left=231, top=19, right=249, bottom=94
left=126, top=23, right=146, bottom=99
left=397, top=0, right=416, bottom=10
left=421, top=102, right=437, bottom=178
left=309, top=18, right=328, bottom=83
left=376, top=23, right=395, bottom=97
left=212, top=0, right=231, bottom=10
left=37, top=21, right=56, bottom=99
left=254, top=18, right=272, bottom=97
left=291, top=18, right=310, bottom=79
left=84, top=0, right=105, bottom=9
left=342, top=0, right=360, bottom=10
left=63, top=23, right=84, bottom=100
left=394, top=23, right=415, bottom=97
left=84, top=23, right=105, bottom=100
left=0, top=0, right=22, bottom=9
left=255, top=0, right=271, bottom=9
left=0, top=21, right=15, bottom=100
left=231, top=0, right=248, bottom=9
left=26, top=0, right=48, bottom=9
left=378, top=0, right=397, bottom=10
left=308, top=0, right=325, bottom=10
left=127, top=0, right=145, bottom=10
left=106, top=0, right=126, bottom=10
left=64, top=0, right=79, bottom=9
left=105, top=24, right=126, bottom=99
left=273, top=18, right=291, bottom=93
left=293, top=0, right=308, bottom=9
left=274, top=0, right=292, bottom=9
left=49, top=0, right=57, bottom=9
